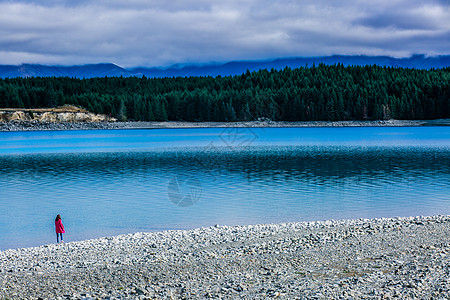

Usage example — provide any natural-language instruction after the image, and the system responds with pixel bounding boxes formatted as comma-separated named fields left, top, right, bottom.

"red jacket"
left=55, top=219, right=65, bottom=233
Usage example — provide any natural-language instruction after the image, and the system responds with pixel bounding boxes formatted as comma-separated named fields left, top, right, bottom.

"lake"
left=0, top=127, right=449, bottom=250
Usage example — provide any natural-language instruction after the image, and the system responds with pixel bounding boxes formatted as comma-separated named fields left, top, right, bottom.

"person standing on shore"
left=55, top=214, right=65, bottom=243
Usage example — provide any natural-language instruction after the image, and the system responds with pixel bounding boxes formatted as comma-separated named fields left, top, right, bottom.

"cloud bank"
left=0, top=0, right=448, bottom=67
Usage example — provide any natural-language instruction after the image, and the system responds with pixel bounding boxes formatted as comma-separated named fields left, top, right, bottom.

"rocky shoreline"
left=0, top=121, right=125, bottom=131
left=1, top=119, right=449, bottom=132
left=1, top=215, right=449, bottom=299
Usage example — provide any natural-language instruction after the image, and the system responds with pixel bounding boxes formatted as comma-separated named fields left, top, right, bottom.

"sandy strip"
left=1, top=215, right=449, bottom=299
left=112, top=119, right=430, bottom=129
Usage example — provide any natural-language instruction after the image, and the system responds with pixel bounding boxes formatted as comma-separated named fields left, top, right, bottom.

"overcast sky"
left=0, top=0, right=449, bottom=67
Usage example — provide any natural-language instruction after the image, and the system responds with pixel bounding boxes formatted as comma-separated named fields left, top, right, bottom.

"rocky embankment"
left=0, top=106, right=119, bottom=131
left=1, top=215, right=449, bottom=299
left=0, top=106, right=117, bottom=131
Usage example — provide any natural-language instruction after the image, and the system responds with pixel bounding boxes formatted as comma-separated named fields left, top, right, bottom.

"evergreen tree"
left=118, top=98, right=127, bottom=121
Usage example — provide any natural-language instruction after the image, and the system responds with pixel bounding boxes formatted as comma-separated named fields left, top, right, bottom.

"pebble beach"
left=1, top=215, right=449, bottom=299
left=1, top=119, right=445, bottom=132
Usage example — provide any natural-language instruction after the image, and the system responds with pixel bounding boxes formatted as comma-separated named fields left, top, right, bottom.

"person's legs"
left=56, top=233, right=63, bottom=243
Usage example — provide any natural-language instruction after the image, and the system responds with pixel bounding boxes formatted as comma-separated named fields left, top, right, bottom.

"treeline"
left=0, top=64, right=448, bottom=121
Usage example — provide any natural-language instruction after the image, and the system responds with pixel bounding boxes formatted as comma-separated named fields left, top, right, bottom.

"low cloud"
left=0, top=0, right=448, bottom=67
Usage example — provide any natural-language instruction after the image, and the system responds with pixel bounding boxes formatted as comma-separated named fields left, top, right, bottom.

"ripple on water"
left=0, top=129, right=449, bottom=249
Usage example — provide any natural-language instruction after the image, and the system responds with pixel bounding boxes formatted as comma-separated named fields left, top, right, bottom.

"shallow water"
left=0, top=127, right=449, bottom=250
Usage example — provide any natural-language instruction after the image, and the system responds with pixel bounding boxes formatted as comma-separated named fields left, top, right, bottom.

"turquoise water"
left=0, top=127, right=449, bottom=250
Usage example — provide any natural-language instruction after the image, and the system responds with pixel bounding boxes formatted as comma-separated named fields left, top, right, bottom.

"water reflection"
left=2, top=146, right=447, bottom=183
left=0, top=132, right=449, bottom=250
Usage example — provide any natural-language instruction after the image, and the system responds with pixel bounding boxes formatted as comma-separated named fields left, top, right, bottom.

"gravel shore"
left=1, top=119, right=448, bottom=132
left=1, top=215, right=449, bottom=299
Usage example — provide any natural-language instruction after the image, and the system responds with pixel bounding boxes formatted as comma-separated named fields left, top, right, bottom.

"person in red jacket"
left=55, top=214, right=65, bottom=243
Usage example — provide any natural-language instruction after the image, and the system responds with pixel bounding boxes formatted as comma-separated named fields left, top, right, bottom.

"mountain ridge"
left=1, top=55, right=449, bottom=79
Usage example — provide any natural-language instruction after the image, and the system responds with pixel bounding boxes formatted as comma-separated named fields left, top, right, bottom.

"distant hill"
left=0, top=63, right=129, bottom=79
left=1, top=55, right=449, bottom=79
